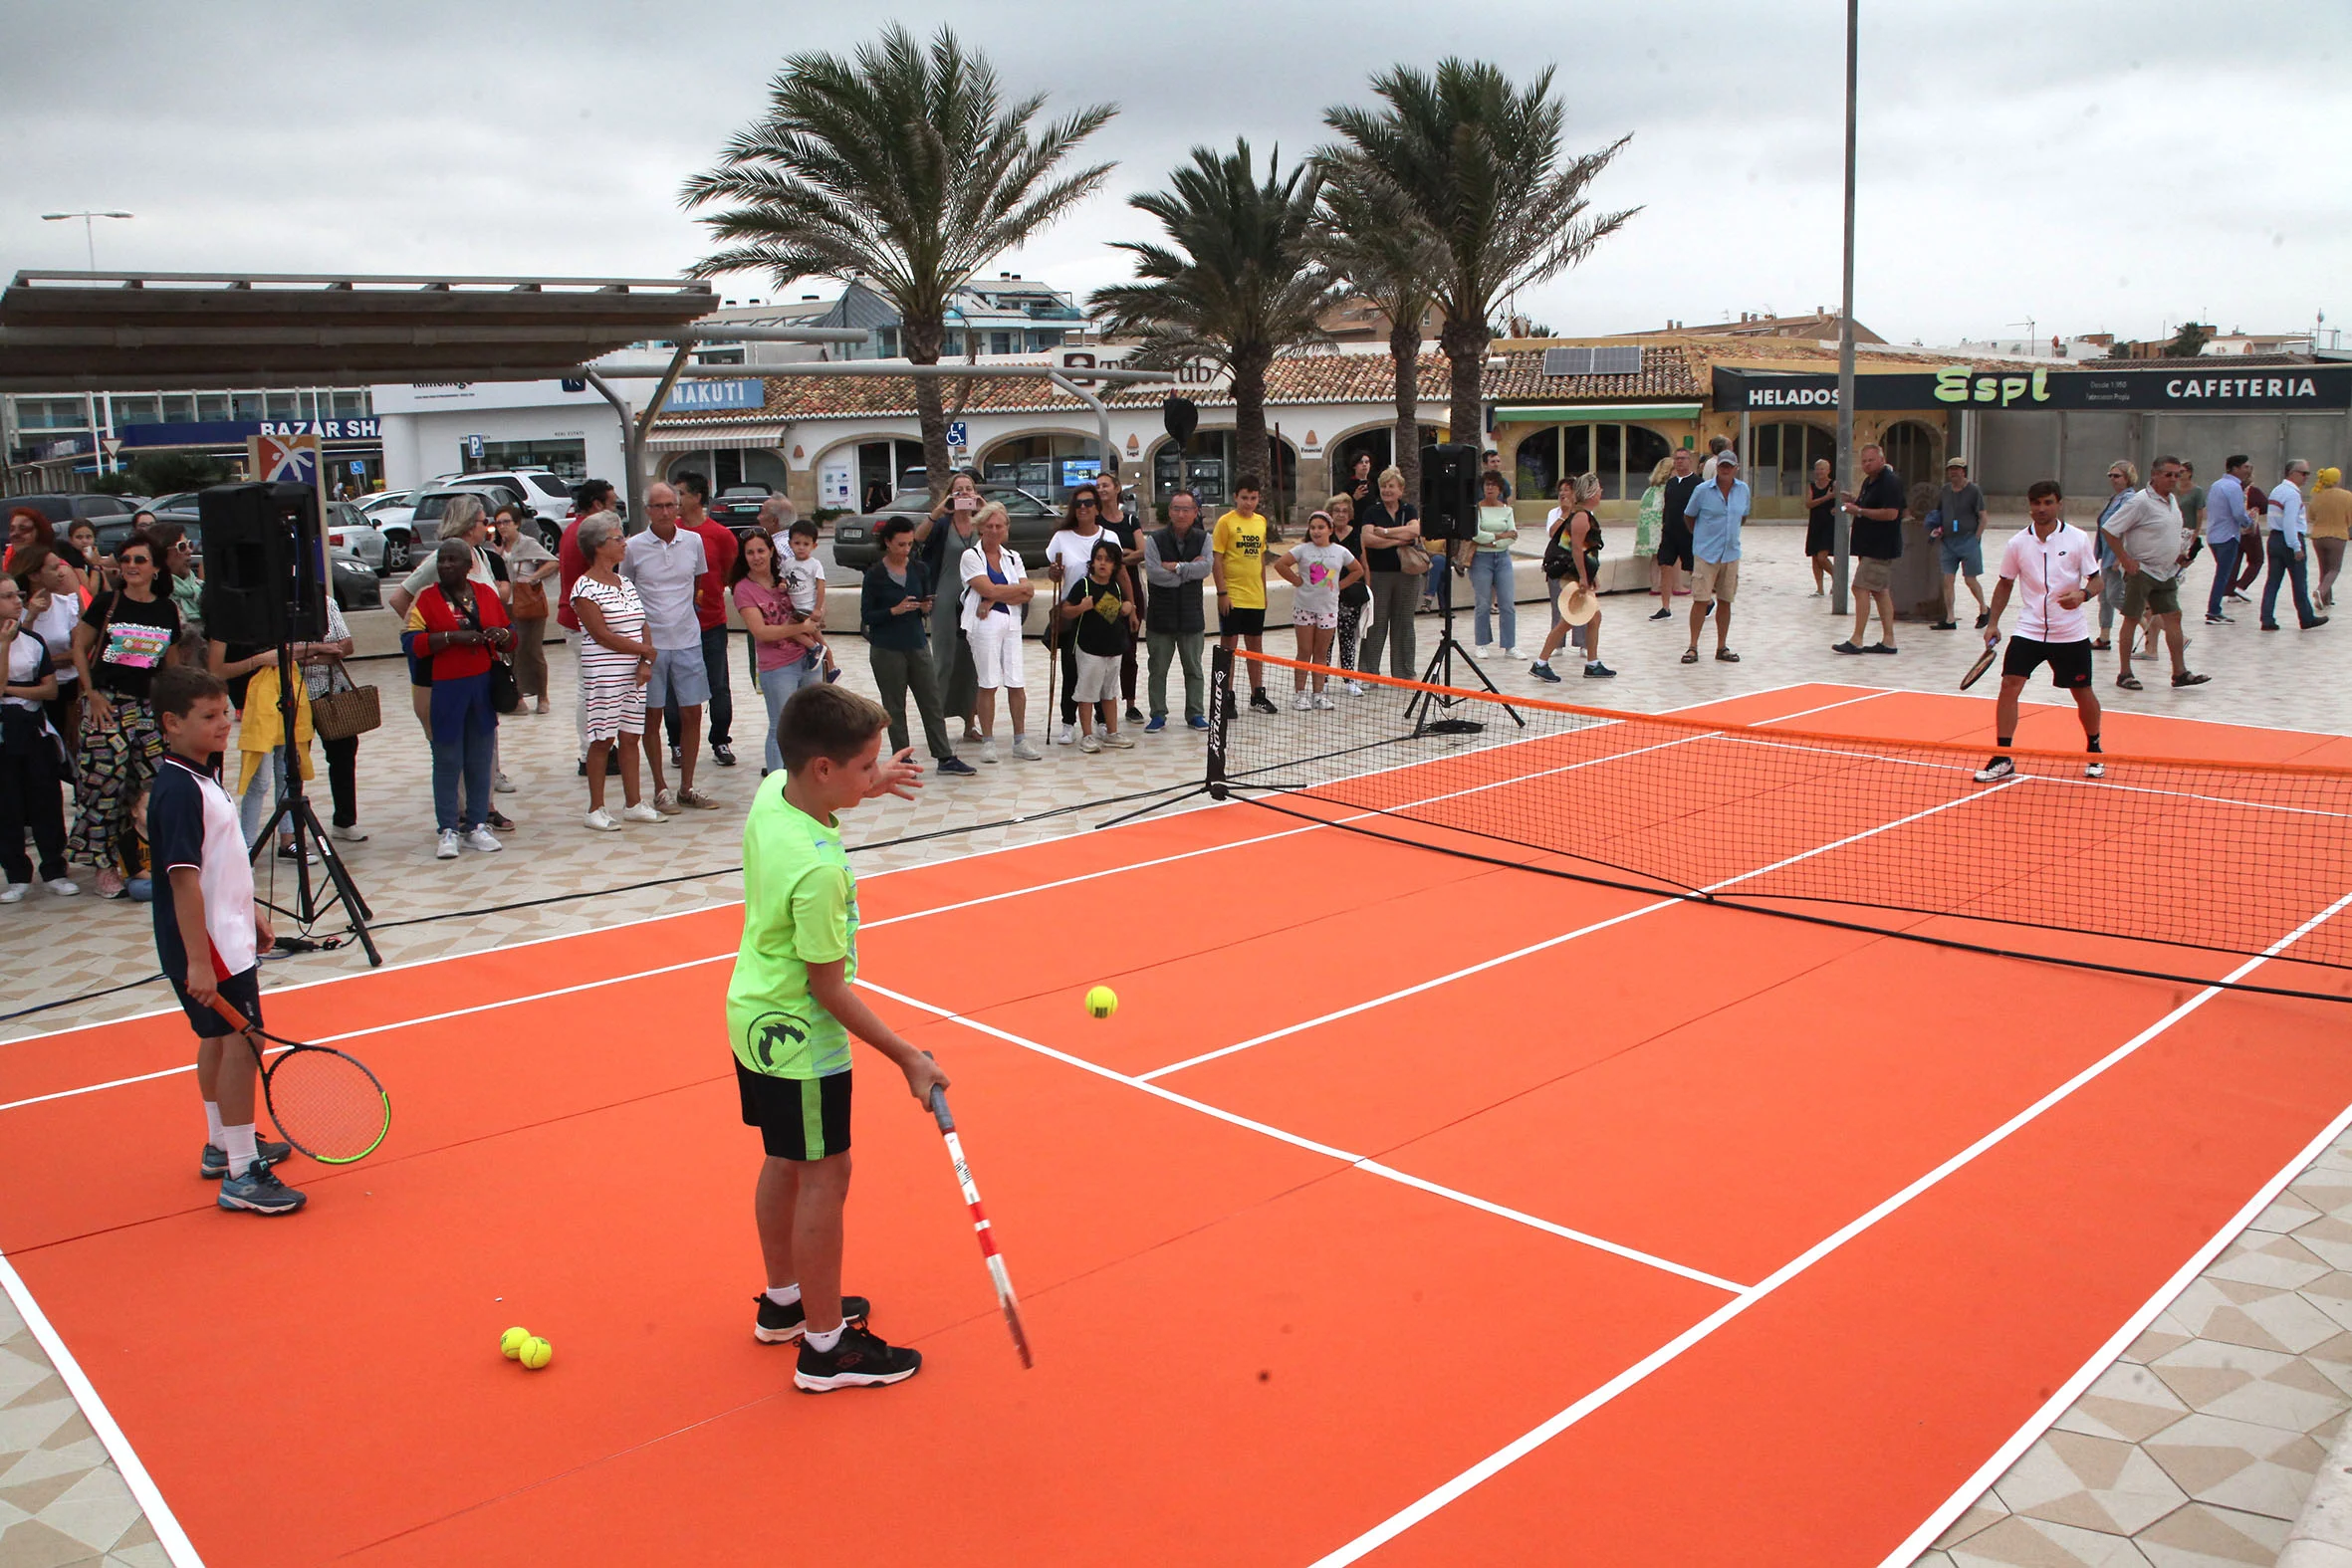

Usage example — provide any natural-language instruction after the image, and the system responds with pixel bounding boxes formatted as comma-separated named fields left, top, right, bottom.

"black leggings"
left=1335, top=599, right=1365, bottom=672
left=0, top=747, right=68, bottom=884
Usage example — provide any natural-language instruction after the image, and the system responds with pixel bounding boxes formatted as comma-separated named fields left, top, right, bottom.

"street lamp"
left=40, top=210, right=134, bottom=270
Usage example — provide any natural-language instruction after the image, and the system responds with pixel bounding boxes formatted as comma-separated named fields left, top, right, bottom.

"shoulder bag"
left=310, top=662, right=381, bottom=740
left=449, top=585, right=521, bottom=715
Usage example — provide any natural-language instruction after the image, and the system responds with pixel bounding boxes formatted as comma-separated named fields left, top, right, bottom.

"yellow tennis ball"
left=1084, top=985, right=1118, bottom=1019
left=518, top=1336, right=553, bottom=1371
left=499, top=1326, right=532, bottom=1360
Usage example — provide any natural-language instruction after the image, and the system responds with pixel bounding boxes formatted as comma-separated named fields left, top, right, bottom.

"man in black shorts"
left=1976, top=480, right=2106, bottom=783
left=1654, top=446, right=1703, bottom=620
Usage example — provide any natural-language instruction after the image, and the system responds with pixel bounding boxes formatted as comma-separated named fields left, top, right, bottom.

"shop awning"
left=1493, top=403, right=1703, bottom=423
left=646, top=422, right=785, bottom=452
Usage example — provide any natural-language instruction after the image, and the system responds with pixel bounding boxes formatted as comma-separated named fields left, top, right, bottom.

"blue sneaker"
left=200, top=1139, right=292, bottom=1179
left=217, top=1162, right=306, bottom=1215
left=1187, top=715, right=1210, bottom=731
left=1144, top=715, right=1167, bottom=733
left=935, top=756, right=978, bottom=777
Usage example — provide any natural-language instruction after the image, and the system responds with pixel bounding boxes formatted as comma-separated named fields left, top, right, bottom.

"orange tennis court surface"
left=7, top=681, right=2352, bottom=1567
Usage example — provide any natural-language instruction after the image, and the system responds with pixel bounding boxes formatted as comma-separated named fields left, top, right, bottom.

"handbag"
left=1542, top=518, right=1579, bottom=579
left=511, top=576, right=549, bottom=619
left=310, top=662, right=381, bottom=740
left=488, top=657, right=521, bottom=715
left=1396, top=542, right=1432, bottom=575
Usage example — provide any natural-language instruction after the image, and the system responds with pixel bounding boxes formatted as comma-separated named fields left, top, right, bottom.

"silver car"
left=322, top=500, right=386, bottom=572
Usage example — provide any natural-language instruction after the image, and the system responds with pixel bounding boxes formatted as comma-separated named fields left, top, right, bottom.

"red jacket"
left=403, top=581, right=511, bottom=681
left=690, top=517, right=738, bottom=631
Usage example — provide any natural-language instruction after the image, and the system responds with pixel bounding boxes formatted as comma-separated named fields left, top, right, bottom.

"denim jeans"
left=1469, top=550, right=1516, bottom=648
left=2206, top=537, right=2241, bottom=619
left=237, top=748, right=289, bottom=846
left=1147, top=629, right=1205, bottom=720
left=2262, top=531, right=2319, bottom=628
left=430, top=723, right=495, bottom=831
left=756, top=654, right=822, bottom=774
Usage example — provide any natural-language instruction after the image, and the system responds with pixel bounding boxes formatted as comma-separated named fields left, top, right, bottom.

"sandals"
left=1715, top=648, right=1740, bottom=662
left=2172, top=671, right=2211, bottom=687
left=1680, top=649, right=1699, bottom=664
left=2091, top=638, right=2112, bottom=651
left=2115, top=672, right=2143, bottom=690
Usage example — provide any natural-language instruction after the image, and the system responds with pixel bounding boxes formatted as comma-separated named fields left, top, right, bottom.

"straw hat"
left=1559, top=582, right=1599, bottom=625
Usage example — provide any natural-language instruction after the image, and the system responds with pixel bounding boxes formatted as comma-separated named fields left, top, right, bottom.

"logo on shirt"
left=104, top=622, right=172, bottom=668
left=745, top=1010, right=808, bottom=1071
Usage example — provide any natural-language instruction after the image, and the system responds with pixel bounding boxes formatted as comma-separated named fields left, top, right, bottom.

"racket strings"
left=266, top=1047, right=389, bottom=1163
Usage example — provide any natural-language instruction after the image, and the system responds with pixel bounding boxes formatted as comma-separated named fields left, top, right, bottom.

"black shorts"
left=1657, top=525, right=1694, bottom=571
left=169, top=965, right=262, bottom=1038
left=737, top=1062, right=852, bottom=1161
left=2002, top=635, right=2094, bottom=689
left=1219, top=605, right=1267, bottom=638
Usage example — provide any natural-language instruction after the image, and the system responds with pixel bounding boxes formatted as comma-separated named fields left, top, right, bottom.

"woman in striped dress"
left=567, top=512, right=659, bottom=832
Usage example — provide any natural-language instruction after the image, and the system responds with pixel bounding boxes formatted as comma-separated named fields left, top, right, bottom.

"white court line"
left=1140, top=777, right=2023, bottom=1080
left=1749, top=688, right=1890, bottom=725
left=854, top=980, right=1747, bottom=1295
left=1876, top=1087, right=2352, bottom=1568
left=0, top=1248, right=205, bottom=1568
left=1298, top=885, right=2352, bottom=1568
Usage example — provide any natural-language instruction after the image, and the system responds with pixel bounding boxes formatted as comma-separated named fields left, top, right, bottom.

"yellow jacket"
left=235, top=664, right=316, bottom=794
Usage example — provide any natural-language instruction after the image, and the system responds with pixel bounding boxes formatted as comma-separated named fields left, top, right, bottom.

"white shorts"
left=1072, top=649, right=1121, bottom=702
left=1292, top=609, right=1337, bottom=630
left=967, top=611, right=1026, bottom=690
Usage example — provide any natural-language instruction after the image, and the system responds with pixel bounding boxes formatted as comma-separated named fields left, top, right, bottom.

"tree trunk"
left=1439, top=315, right=1490, bottom=454
left=1389, top=313, right=1424, bottom=502
left=902, top=312, right=951, bottom=507
left=1230, top=343, right=1276, bottom=535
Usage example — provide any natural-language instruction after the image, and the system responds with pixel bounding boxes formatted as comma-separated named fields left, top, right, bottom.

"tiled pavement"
left=5, top=522, right=2350, bottom=1566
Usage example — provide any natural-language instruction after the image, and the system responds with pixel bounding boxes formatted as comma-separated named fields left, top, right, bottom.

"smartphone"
left=955, top=495, right=977, bottom=512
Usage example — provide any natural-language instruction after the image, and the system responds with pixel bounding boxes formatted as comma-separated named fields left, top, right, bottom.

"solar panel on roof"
left=1541, top=346, right=1591, bottom=377
left=1592, top=345, right=1644, bottom=375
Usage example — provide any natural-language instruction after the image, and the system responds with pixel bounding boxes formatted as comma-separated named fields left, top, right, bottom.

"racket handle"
left=928, top=1083, right=955, bottom=1134
left=207, top=997, right=253, bottom=1032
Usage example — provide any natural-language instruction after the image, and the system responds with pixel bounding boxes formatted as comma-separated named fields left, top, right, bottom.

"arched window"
left=1880, top=421, right=1943, bottom=492
left=1513, top=423, right=1674, bottom=502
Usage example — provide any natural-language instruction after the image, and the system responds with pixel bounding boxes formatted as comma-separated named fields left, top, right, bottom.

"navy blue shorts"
left=168, top=965, right=262, bottom=1038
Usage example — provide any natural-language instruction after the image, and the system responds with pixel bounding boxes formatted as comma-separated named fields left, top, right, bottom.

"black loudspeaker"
left=196, top=483, right=328, bottom=648
left=1418, top=442, right=1482, bottom=542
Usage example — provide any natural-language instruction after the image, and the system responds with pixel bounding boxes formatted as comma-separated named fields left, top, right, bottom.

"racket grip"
left=928, top=1083, right=955, bottom=1134
left=207, top=997, right=253, bottom=1032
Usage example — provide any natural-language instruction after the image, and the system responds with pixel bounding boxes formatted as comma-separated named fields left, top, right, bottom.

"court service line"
left=1878, top=1087, right=2352, bottom=1568
left=0, top=1248, right=205, bottom=1568
left=1140, top=776, right=2023, bottom=1080
left=854, top=980, right=1748, bottom=1295
left=1296, top=884, right=2352, bottom=1568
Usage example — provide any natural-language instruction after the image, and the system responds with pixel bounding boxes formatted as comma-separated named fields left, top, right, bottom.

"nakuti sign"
left=1713, top=365, right=2352, bottom=414
left=663, top=378, right=765, bottom=412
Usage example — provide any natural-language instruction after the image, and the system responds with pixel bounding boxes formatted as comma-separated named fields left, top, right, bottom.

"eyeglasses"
left=1073, top=499, right=1098, bottom=509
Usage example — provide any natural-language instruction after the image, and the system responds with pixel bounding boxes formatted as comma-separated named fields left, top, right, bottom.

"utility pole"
left=1832, top=0, right=1858, bottom=617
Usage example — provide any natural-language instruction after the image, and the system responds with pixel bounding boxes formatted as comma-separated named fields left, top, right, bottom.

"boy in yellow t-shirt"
left=1212, top=478, right=1278, bottom=714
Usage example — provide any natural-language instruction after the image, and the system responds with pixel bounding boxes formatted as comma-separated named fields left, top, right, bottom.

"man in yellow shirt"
left=1212, top=477, right=1279, bottom=714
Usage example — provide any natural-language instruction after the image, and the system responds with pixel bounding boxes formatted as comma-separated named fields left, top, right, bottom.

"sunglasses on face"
left=1074, top=499, right=1098, bottom=509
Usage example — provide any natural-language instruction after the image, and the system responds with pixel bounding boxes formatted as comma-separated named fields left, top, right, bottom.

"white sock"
left=1013, top=731, right=1028, bottom=743
left=222, top=1123, right=259, bottom=1179
left=805, top=1322, right=844, bottom=1353
left=204, top=1101, right=225, bottom=1145
left=764, top=1283, right=801, bottom=1308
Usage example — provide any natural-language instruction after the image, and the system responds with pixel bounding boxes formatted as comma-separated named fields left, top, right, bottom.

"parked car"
left=711, top=484, right=777, bottom=529
left=358, top=489, right=416, bottom=531
left=407, top=484, right=525, bottom=553
left=7, top=492, right=137, bottom=528
left=323, top=500, right=386, bottom=572
left=830, top=483, right=1058, bottom=572
left=430, top=469, right=571, bottom=542
left=329, top=547, right=381, bottom=611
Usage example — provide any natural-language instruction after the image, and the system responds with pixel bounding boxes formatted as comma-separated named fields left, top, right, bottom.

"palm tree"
left=680, top=25, right=1115, bottom=501
left=1309, top=150, right=1450, bottom=498
left=1088, top=140, right=1337, bottom=525
left=1324, top=60, right=1637, bottom=440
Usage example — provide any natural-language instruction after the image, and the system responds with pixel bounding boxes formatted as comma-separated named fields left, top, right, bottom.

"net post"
left=1206, top=646, right=1233, bottom=798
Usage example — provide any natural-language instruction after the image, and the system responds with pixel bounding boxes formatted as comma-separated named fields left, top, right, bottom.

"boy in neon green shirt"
left=728, top=683, right=948, bottom=1391
left=1212, top=476, right=1279, bottom=713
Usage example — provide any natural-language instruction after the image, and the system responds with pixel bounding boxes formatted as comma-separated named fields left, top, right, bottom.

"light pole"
left=1831, top=0, right=1858, bottom=618
left=40, top=210, right=133, bottom=271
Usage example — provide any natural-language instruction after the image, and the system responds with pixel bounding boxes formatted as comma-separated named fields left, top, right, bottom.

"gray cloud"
left=3, top=0, right=2342, bottom=346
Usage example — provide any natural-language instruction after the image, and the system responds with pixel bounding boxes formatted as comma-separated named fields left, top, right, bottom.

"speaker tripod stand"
left=1403, top=558, right=1526, bottom=738
left=247, top=642, right=380, bottom=966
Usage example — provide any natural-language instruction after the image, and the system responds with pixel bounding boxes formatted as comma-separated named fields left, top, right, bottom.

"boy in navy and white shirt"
left=145, top=664, right=303, bottom=1215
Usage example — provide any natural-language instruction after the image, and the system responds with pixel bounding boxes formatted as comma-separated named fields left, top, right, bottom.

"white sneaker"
left=1475, top=642, right=1494, bottom=658
left=1311, top=693, right=1335, bottom=710
left=1055, top=723, right=1077, bottom=747
left=44, top=878, right=79, bottom=896
left=978, top=740, right=1000, bottom=765
left=435, top=830, right=460, bottom=860
left=1341, top=679, right=1365, bottom=695
left=1011, top=737, right=1043, bottom=761
left=1103, top=731, right=1135, bottom=749
left=0, top=883, right=26, bottom=904
left=1291, top=690, right=1312, bottom=711
left=1502, top=646, right=1521, bottom=661
left=621, top=801, right=665, bottom=824
left=1078, top=733, right=1102, bottom=753
left=494, top=771, right=517, bottom=794
left=330, top=822, right=369, bottom=842
left=584, top=808, right=621, bottom=832
left=464, top=825, right=504, bottom=852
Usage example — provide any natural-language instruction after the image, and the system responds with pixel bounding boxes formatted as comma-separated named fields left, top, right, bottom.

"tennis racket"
left=1961, top=635, right=2000, bottom=691
left=207, top=999, right=391, bottom=1164
left=928, top=1080, right=1033, bottom=1369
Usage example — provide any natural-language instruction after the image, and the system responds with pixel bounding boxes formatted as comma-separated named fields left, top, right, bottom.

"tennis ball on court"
left=1084, top=985, right=1118, bottom=1019
left=499, top=1326, right=532, bottom=1360
left=518, top=1336, right=553, bottom=1371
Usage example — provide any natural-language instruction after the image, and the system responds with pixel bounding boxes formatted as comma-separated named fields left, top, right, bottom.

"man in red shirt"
left=663, top=471, right=742, bottom=767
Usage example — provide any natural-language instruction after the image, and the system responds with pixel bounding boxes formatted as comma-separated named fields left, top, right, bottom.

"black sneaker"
left=754, top=1291, right=870, bottom=1344
left=1249, top=690, right=1280, bottom=715
left=1975, top=611, right=1992, bottom=629
left=1125, top=704, right=1145, bottom=724
left=711, top=743, right=737, bottom=768
left=1648, top=606, right=1672, bottom=621
left=200, top=1139, right=292, bottom=1179
left=936, top=756, right=979, bottom=777
left=1930, top=619, right=1958, bottom=631
left=1583, top=661, right=1615, bottom=679
left=794, top=1321, right=921, bottom=1391
left=1973, top=756, right=2015, bottom=784
left=217, top=1162, right=306, bottom=1215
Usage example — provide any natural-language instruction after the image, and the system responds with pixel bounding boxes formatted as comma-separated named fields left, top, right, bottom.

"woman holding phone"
left=917, top=470, right=985, bottom=741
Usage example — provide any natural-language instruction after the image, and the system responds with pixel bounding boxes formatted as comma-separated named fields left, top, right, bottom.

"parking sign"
left=945, top=420, right=969, bottom=451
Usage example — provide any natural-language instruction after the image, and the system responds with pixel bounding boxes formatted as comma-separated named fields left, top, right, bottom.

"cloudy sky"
left=5, top=0, right=2343, bottom=349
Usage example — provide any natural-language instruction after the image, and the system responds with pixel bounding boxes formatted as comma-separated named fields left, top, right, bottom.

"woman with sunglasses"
left=68, top=531, right=181, bottom=895
left=1044, top=486, right=1123, bottom=746
left=143, top=520, right=206, bottom=629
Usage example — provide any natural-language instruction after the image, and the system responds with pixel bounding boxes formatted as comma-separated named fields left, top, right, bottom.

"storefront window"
left=1750, top=422, right=1836, bottom=499
left=1153, top=430, right=1295, bottom=518
left=1514, top=423, right=1673, bottom=502
left=983, top=433, right=1108, bottom=504
left=476, top=439, right=588, bottom=482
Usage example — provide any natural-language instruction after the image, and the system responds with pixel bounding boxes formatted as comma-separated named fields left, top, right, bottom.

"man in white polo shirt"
left=2102, top=453, right=2208, bottom=691
left=1976, top=479, right=2106, bottom=783
left=621, top=482, right=719, bottom=811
